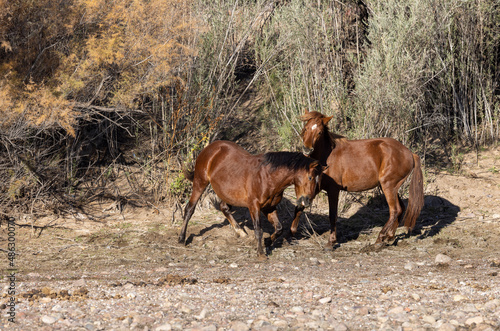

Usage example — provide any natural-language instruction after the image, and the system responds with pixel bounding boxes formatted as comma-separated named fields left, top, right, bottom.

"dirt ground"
left=1, top=147, right=499, bottom=330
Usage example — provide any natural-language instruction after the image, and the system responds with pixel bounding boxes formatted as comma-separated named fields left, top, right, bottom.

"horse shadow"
left=290, top=193, right=460, bottom=247
left=182, top=192, right=274, bottom=246
left=184, top=192, right=460, bottom=251
left=183, top=194, right=305, bottom=248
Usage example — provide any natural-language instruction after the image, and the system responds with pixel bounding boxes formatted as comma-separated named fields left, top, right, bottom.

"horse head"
left=300, top=109, right=333, bottom=156
left=294, top=160, right=326, bottom=208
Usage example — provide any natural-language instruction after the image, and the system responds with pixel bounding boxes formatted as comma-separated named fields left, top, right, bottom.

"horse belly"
left=328, top=158, right=380, bottom=192
left=204, top=144, right=256, bottom=207
left=209, top=171, right=251, bottom=208
left=340, top=170, right=379, bottom=191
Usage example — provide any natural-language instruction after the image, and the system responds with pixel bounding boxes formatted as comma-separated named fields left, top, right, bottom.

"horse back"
left=325, top=137, right=413, bottom=191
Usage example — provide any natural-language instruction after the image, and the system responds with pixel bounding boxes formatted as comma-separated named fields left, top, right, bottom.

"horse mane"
left=262, top=152, right=316, bottom=172
left=300, top=110, right=323, bottom=122
left=328, top=131, right=347, bottom=147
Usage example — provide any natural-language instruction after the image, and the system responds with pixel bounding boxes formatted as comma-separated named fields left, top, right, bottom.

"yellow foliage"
left=60, top=0, right=199, bottom=107
left=0, top=82, right=77, bottom=136
left=1, top=0, right=199, bottom=134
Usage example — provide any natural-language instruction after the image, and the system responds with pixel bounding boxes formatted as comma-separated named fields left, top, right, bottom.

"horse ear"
left=322, top=165, right=329, bottom=172
left=300, top=109, right=310, bottom=122
left=322, top=116, right=333, bottom=125
left=309, top=161, right=320, bottom=171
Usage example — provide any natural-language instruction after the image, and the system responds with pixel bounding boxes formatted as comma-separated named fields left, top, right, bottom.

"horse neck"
left=312, top=131, right=334, bottom=163
left=267, top=168, right=296, bottom=191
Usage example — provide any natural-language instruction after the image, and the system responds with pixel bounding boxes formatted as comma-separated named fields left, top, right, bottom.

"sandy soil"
left=1, top=147, right=499, bottom=330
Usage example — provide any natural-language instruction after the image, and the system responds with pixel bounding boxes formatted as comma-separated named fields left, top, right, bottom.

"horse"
left=179, top=140, right=324, bottom=258
left=297, top=109, right=424, bottom=250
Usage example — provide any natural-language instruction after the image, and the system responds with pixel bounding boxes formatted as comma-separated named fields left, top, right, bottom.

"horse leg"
left=266, top=210, right=283, bottom=242
left=325, top=188, right=340, bottom=250
left=397, top=194, right=406, bottom=225
left=376, top=185, right=403, bottom=244
left=289, top=206, right=304, bottom=238
left=220, top=201, right=247, bottom=238
left=249, top=206, right=265, bottom=259
left=178, top=177, right=209, bottom=244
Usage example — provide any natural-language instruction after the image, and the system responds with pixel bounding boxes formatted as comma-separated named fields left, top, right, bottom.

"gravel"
left=3, top=249, right=500, bottom=330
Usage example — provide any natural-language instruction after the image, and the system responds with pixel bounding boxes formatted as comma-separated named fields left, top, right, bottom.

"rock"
left=437, top=323, right=457, bottom=331
left=230, top=321, right=249, bottom=331
left=453, top=294, right=467, bottom=302
left=330, top=321, right=348, bottom=331
left=310, top=257, right=320, bottom=265
left=41, top=315, right=57, bottom=324
left=402, top=321, right=415, bottom=328
left=306, top=321, right=321, bottom=329
left=484, top=299, right=500, bottom=311
left=122, top=317, right=132, bottom=325
left=465, top=316, right=484, bottom=326
left=180, top=306, right=192, bottom=314
left=229, top=263, right=238, bottom=268
left=195, top=307, right=209, bottom=320
left=436, top=253, right=452, bottom=265
left=388, top=306, right=405, bottom=315
left=356, top=306, right=369, bottom=315
left=51, top=304, right=63, bottom=312
left=422, top=315, right=436, bottom=324
left=411, top=293, right=421, bottom=301
left=133, top=315, right=155, bottom=325
left=463, top=303, right=479, bottom=312
left=273, top=319, right=288, bottom=328
left=319, top=297, right=332, bottom=304
left=404, top=262, right=414, bottom=270
left=290, top=306, right=304, bottom=313
left=155, top=324, right=172, bottom=331
left=252, top=320, right=272, bottom=329
left=73, top=278, right=86, bottom=287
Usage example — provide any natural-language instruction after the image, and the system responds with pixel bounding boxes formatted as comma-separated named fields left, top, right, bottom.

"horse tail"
left=403, top=153, right=424, bottom=231
left=183, top=168, right=195, bottom=182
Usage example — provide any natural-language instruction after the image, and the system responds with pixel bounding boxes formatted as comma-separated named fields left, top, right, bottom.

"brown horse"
left=179, top=140, right=324, bottom=258
left=298, top=110, right=424, bottom=249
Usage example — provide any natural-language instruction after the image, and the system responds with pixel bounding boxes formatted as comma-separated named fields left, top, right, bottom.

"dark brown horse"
left=298, top=110, right=424, bottom=249
left=179, top=140, right=324, bottom=258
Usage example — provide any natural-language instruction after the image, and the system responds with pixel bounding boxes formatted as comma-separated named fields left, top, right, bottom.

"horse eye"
left=308, top=176, right=312, bottom=181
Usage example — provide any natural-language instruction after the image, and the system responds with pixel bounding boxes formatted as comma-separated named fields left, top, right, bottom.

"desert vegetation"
left=1, top=0, right=499, bottom=217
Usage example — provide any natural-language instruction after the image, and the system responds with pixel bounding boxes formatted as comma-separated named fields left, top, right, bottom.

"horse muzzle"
left=297, top=196, right=311, bottom=208
left=302, top=146, right=314, bottom=156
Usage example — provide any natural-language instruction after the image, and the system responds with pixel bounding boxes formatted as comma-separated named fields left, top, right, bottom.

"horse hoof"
left=235, top=229, right=248, bottom=238
left=284, top=237, right=299, bottom=246
left=323, top=243, right=339, bottom=251
left=256, top=254, right=268, bottom=262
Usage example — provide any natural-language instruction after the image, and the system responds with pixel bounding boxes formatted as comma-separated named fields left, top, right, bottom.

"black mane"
left=262, top=152, right=315, bottom=172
